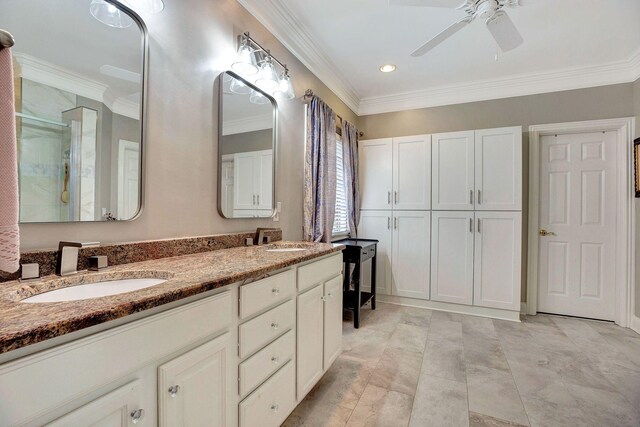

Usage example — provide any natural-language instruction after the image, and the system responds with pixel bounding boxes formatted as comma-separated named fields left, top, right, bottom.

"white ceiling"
left=0, top=0, right=143, bottom=115
left=238, top=0, right=640, bottom=115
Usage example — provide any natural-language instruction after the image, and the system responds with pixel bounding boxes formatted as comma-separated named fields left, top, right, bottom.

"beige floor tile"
left=399, top=306, right=432, bottom=328
left=518, top=382, right=588, bottom=427
left=409, top=375, right=468, bottom=427
left=422, top=338, right=466, bottom=382
left=462, top=316, right=498, bottom=339
left=388, top=323, right=428, bottom=354
left=341, top=328, right=391, bottom=364
left=346, top=384, right=413, bottom=427
left=469, top=412, right=528, bottom=427
left=463, top=336, right=510, bottom=372
left=428, top=317, right=463, bottom=343
left=466, top=364, right=529, bottom=426
left=432, top=310, right=463, bottom=322
left=283, top=400, right=353, bottom=427
left=369, top=347, right=423, bottom=396
left=565, top=383, right=640, bottom=427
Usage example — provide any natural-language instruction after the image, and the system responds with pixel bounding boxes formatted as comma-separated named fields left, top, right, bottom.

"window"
left=333, top=135, right=350, bottom=236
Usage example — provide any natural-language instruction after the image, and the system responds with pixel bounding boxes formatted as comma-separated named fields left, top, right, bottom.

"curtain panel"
left=303, top=96, right=337, bottom=243
left=342, top=120, right=360, bottom=236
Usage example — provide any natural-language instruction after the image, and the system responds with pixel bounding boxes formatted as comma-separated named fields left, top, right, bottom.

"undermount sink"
left=21, top=278, right=168, bottom=303
left=264, top=242, right=315, bottom=253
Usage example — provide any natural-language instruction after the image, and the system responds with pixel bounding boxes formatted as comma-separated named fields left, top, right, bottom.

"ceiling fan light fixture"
left=379, top=64, right=397, bottom=73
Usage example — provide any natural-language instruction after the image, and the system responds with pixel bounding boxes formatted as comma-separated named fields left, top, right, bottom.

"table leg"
left=371, top=253, right=377, bottom=310
left=354, top=259, right=362, bottom=329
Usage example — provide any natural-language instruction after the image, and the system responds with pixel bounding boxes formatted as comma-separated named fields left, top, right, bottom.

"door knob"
left=539, top=229, right=556, bottom=236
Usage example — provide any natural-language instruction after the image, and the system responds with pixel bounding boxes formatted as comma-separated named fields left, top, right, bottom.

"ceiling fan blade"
left=389, top=0, right=462, bottom=8
left=411, top=18, right=471, bottom=57
left=486, top=11, right=524, bottom=52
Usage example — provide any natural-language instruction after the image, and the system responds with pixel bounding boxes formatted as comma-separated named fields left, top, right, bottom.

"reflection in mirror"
left=219, top=71, right=276, bottom=219
left=0, top=0, right=145, bottom=223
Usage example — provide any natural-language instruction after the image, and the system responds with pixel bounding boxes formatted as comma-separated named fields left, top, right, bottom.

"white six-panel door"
left=234, top=152, right=256, bottom=210
left=358, top=210, right=393, bottom=295
left=475, top=127, right=522, bottom=211
left=392, top=135, right=431, bottom=210
left=473, top=212, right=522, bottom=310
left=392, top=211, right=430, bottom=299
left=359, top=139, right=393, bottom=210
left=432, top=131, right=475, bottom=210
left=538, top=131, right=617, bottom=320
left=430, top=211, right=475, bottom=305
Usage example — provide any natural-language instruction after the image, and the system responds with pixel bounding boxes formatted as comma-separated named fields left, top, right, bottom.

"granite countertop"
left=0, top=242, right=344, bottom=355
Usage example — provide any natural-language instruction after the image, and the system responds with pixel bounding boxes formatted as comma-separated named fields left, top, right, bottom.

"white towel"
left=0, top=47, right=19, bottom=273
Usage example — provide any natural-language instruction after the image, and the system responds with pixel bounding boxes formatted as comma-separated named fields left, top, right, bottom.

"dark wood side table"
left=334, top=238, right=378, bottom=328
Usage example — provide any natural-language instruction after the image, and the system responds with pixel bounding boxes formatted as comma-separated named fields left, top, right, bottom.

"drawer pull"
left=321, top=296, right=327, bottom=302
left=168, top=385, right=180, bottom=397
left=271, top=287, right=280, bottom=295
left=327, top=292, right=333, bottom=298
left=271, top=403, right=279, bottom=413
left=271, top=356, right=280, bottom=364
left=130, top=409, right=145, bottom=424
left=271, top=322, right=279, bottom=330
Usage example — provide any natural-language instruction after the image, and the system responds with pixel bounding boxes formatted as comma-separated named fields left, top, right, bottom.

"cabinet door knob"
left=477, top=218, right=481, bottom=233
left=130, top=409, right=145, bottom=424
left=168, top=385, right=180, bottom=397
left=271, top=356, right=279, bottom=364
left=327, top=292, right=333, bottom=298
left=469, top=218, right=473, bottom=233
left=271, top=322, right=279, bottom=329
left=257, top=194, right=260, bottom=205
left=470, top=190, right=474, bottom=205
left=253, top=195, right=256, bottom=205
left=387, top=217, right=391, bottom=230
left=271, top=403, right=279, bottom=413
left=387, top=191, right=391, bottom=204
left=477, top=190, right=482, bottom=205
left=271, top=287, right=280, bottom=295
left=394, top=191, right=398, bottom=204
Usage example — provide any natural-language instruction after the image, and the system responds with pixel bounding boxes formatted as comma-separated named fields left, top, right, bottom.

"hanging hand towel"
left=0, top=47, right=19, bottom=273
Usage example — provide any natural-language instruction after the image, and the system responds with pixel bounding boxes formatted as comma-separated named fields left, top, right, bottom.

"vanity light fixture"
left=249, top=89, right=270, bottom=105
left=229, top=76, right=252, bottom=95
left=255, top=55, right=280, bottom=92
left=89, top=0, right=133, bottom=28
left=379, top=64, right=397, bottom=73
left=122, top=0, right=165, bottom=14
left=231, top=37, right=259, bottom=76
left=275, top=68, right=295, bottom=100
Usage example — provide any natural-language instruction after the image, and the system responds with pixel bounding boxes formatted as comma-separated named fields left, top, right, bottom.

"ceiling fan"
left=390, top=0, right=525, bottom=57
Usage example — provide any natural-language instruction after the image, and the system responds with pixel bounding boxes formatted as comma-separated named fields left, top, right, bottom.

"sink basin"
left=264, top=242, right=315, bottom=253
left=21, top=278, right=167, bottom=303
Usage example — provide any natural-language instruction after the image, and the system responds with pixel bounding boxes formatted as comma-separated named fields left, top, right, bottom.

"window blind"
left=333, top=137, right=350, bottom=236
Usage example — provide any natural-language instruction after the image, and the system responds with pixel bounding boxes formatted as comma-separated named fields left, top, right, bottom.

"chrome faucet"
left=254, top=228, right=278, bottom=246
left=56, top=241, right=83, bottom=276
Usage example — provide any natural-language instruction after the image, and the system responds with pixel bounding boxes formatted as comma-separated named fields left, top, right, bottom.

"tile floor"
left=283, top=303, right=640, bottom=427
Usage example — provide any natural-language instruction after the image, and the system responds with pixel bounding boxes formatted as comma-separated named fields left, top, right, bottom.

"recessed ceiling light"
left=379, top=64, right=397, bottom=73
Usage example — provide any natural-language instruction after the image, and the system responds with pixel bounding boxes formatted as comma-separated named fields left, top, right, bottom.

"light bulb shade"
left=229, top=77, right=252, bottom=95
left=255, top=59, right=280, bottom=92
left=90, top=0, right=134, bottom=28
left=249, top=90, right=270, bottom=105
left=122, top=0, right=165, bottom=14
left=275, top=73, right=295, bottom=100
left=231, top=44, right=258, bottom=76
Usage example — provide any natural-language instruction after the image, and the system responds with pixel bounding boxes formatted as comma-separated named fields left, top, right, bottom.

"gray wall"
left=221, top=129, right=272, bottom=155
left=19, top=0, right=357, bottom=250
left=634, top=77, right=640, bottom=317
left=357, top=83, right=636, bottom=303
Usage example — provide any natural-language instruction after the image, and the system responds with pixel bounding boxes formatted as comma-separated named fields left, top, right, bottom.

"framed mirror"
left=1, top=0, right=147, bottom=223
left=218, top=71, right=277, bottom=219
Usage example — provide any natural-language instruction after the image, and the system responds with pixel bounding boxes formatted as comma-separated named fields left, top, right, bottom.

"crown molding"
left=236, top=0, right=361, bottom=114
left=358, top=48, right=640, bottom=116
left=222, top=114, right=273, bottom=136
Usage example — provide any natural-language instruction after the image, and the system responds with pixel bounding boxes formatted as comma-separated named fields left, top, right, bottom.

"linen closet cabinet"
left=358, top=135, right=431, bottom=299
left=358, top=126, right=523, bottom=315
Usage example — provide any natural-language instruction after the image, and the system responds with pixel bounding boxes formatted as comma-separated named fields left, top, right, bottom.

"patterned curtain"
left=303, top=96, right=337, bottom=243
left=342, top=120, right=360, bottom=237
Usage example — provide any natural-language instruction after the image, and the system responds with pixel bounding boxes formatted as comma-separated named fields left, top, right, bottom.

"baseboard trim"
left=631, top=315, right=640, bottom=335
left=376, top=295, right=521, bottom=322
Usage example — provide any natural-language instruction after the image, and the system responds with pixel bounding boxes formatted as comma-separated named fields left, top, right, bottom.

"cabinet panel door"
left=393, top=135, right=431, bottom=210
left=158, top=333, right=231, bottom=427
left=475, top=127, right=522, bottom=211
left=432, top=131, right=475, bottom=210
left=323, top=275, right=343, bottom=369
left=392, top=211, right=431, bottom=300
left=234, top=153, right=256, bottom=210
left=473, top=212, right=522, bottom=310
left=430, top=211, right=474, bottom=305
left=358, top=210, right=393, bottom=295
left=257, top=150, right=273, bottom=211
left=359, top=139, right=393, bottom=210
left=47, top=380, right=144, bottom=427
left=296, top=285, right=324, bottom=399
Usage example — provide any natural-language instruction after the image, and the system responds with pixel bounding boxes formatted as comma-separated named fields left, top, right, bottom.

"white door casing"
left=430, top=211, right=475, bottom=305
left=537, top=131, right=617, bottom=320
left=392, top=211, right=431, bottom=300
left=528, top=118, right=635, bottom=328
left=358, top=210, right=393, bottom=295
left=359, top=138, right=393, bottom=210
left=117, top=140, right=140, bottom=220
left=432, top=131, right=475, bottom=210
left=475, top=127, right=522, bottom=211
left=393, top=135, right=431, bottom=210
left=221, top=160, right=234, bottom=218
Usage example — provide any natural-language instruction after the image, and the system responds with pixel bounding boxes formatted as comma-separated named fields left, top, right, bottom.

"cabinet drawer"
left=239, top=300, right=294, bottom=359
left=239, top=360, right=296, bottom=427
left=297, top=254, right=342, bottom=293
left=239, top=330, right=294, bottom=397
left=240, top=269, right=295, bottom=319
